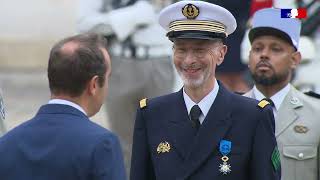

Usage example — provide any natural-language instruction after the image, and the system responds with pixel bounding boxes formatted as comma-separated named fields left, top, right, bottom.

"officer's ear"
left=216, top=45, right=227, bottom=66
left=290, top=50, right=301, bottom=69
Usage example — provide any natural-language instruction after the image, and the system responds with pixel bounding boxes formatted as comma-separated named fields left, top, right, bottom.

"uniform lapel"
left=276, top=87, right=303, bottom=137
left=179, top=85, right=233, bottom=178
left=167, top=90, right=198, bottom=160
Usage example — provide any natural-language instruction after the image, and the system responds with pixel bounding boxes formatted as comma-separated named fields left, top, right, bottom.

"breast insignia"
left=157, top=141, right=171, bottom=154
left=294, top=125, right=309, bottom=133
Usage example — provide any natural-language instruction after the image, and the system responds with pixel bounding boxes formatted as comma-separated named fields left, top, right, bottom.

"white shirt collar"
left=48, top=99, right=87, bottom=115
left=253, top=84, right=291, bottom=111
left=183, top=80, right=219, bottom=124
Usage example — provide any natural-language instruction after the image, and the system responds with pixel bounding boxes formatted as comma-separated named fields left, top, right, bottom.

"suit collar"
left=48, top=99, right=87, bottom=115
left=37, top=104, right=88, bottom=119
left=178, top=85, right=233, bottom=179
left=167, top=90, right=197, bottom=159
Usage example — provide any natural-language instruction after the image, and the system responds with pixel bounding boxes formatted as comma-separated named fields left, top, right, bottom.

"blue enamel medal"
left=219, top=140, right=231, bottom=175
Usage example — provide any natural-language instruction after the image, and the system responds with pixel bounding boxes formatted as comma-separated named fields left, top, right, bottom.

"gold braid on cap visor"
left=169, top=20, right=227, bottom=36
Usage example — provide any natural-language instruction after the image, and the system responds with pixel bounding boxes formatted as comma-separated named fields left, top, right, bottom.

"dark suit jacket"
left=0, top=104, right=126, bottom=180
left=130, top=85, right=280, bottom=180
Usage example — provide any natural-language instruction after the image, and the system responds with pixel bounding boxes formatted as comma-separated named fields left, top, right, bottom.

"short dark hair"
left=48, top=33, right=108, bottom=97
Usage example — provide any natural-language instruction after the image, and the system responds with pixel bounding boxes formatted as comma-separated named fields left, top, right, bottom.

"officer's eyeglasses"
left=173, top=47, right=216, bottom=60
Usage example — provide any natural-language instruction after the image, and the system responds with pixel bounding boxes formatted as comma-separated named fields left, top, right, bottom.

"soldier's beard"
left=251, top=70, right=290, bottom=86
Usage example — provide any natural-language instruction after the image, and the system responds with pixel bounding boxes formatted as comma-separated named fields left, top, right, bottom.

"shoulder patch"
left=304, top=91, right=320, bottom=99
left=257, top=99, right=270, bottom=109
left=271, top=146, right=281, bottom=171
left=140, top=98, right=147, bottom=109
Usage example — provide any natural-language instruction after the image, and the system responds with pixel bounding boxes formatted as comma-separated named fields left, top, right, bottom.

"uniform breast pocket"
left=282, top=145, right=318, bottom=180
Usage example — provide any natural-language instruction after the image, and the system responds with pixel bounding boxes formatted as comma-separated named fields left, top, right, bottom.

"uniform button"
left=298, top=153, right=304, bottom=159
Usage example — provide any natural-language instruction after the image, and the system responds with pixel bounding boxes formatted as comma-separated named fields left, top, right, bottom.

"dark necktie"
left=190, top=105, right=202, bottom=130
left=262, top=98, right=275, bottom=107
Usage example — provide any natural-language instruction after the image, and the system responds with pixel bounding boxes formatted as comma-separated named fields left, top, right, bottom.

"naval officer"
left=130, top=1, right=281, bottom=180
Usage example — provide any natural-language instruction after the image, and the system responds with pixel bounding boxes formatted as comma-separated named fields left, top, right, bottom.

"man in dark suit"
left=0, top=33, right=126, bottom=180
left=130, top=1, right=281, bottom=180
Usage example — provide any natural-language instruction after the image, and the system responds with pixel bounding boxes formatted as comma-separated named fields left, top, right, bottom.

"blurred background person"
left=204, top=0, right=252, bottom=92
left=292, top=0, right=320, bottom=93
left=77, top=0, right=176, bottom=173
left=244, top=8, right=320, bottom=180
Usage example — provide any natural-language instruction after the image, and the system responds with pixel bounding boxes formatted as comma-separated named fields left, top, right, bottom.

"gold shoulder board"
left=258, top=100, right=270, bottom=109
left=140, top=98, right=147, bottom=109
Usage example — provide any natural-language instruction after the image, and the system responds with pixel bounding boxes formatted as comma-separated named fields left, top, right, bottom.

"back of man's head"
left=48, top=33, right=108, bottom=97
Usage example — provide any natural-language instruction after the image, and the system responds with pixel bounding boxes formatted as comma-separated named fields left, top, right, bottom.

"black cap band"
left=167, top=30, right=226, bottom=42
left=249, top=27, right=296, bottom=50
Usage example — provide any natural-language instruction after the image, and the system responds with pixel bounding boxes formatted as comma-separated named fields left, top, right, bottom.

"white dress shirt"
left=253, top=83, right=290, bottom=117
left=183, top=80, right=219, bottom=124
left=48, top=99, right=87, bottom=116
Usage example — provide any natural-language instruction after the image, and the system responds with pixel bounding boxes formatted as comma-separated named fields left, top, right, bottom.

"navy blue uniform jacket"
left=0, top=104, right=126, bottom=180
left=130, top=85, right=280, bottom=180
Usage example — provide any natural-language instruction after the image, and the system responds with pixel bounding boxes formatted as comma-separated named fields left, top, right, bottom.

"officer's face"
left=173, top=39, right=226, bottom=88
left=249, top=35, right=301, bottom=86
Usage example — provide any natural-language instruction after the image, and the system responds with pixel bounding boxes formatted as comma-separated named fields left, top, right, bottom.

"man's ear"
left=216, top=45, right=227, bottom=66
left=291, top=51, right=301, bottom=69
left=87, top=75, right=99, bottom=95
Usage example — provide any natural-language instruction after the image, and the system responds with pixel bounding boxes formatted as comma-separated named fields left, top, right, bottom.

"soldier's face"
left=173, top=39, right=225, bottom=88
left=249, top=35, right=300, bottom=86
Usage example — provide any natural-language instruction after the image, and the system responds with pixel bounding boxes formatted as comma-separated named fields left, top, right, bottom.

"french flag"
left=280, top=8, right=307, bottom=18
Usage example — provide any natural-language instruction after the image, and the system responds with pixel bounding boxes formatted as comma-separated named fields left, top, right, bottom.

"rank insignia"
left=294, top=125, right=309, bottom=133
left=182, top=3, right=200, bottom=19
left=258, top=99, right=270, bottom=109
left=219, top=140, right=232, bottom=175
left=139, top=98, right=147, bottom=109
left=157, top=141, right=170, bottom=154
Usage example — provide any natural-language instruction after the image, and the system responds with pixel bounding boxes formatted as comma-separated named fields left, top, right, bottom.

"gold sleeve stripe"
left=169, top=20, right=226, bottom=34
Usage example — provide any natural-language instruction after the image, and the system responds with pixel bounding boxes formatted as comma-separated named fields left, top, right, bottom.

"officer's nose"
left=184, top=50, right=197, bottom=64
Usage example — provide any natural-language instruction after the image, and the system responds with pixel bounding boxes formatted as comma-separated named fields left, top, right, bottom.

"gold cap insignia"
left=294, top=125, right=309, bottom=133
left=157, top=141, right=171, bottom=154
left=258, top=100, right=270, bottom=109
left=139, top=98, right=147, bottom=109
left=182, top=3, right=200, bottom=19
